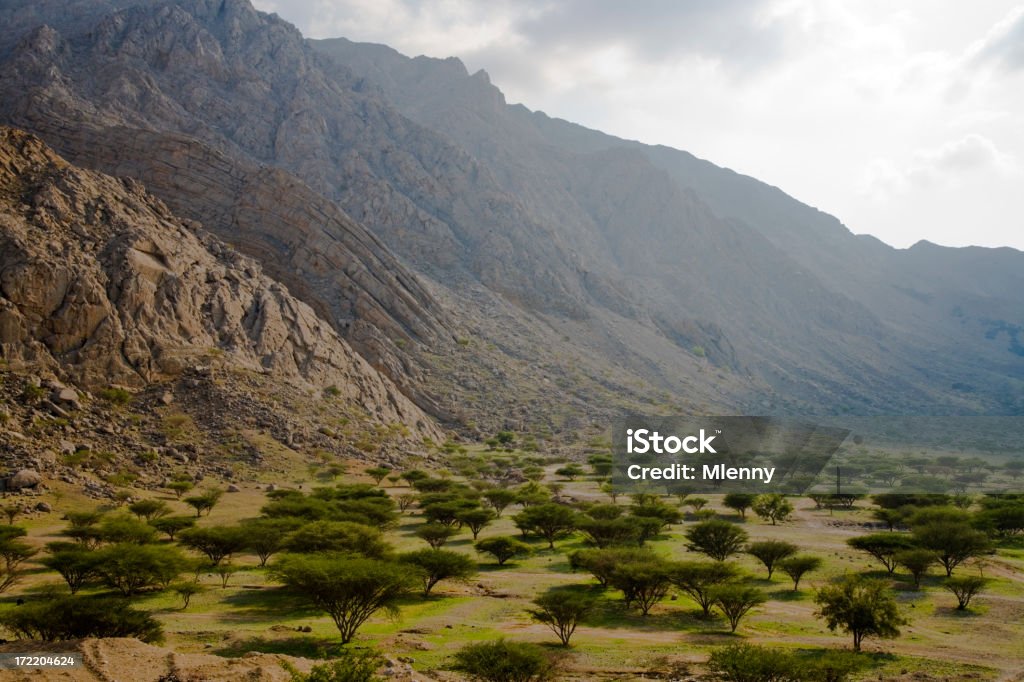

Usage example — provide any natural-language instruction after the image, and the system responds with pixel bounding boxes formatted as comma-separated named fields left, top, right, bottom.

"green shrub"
left=451, top=640, right=556, bottom=682
left=0, top=595, right=162, bottom=642
left=284, top=649, right=385, bottom=681
left=707, top=644, right=798, bottom=682
left=98, top=387, right=133, bottom=405
left=708, top=645, right=865, bottom=682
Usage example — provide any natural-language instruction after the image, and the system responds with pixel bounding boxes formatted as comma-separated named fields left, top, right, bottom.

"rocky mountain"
left=0, top=127, right=439, bottom=442
left=0, top=0, right=1021, bottom=425
left=0, top=0, right=742, bottom=432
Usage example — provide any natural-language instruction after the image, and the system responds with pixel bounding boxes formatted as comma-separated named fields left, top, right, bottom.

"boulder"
left=54, top=388, right=81, bottom=407
left=8, top=469, right=42, bottom=490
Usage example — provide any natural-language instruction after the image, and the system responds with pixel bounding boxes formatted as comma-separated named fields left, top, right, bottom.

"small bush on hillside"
left=98, top=387, right=133, bottom=405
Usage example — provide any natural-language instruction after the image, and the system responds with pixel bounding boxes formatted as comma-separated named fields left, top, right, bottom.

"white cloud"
left=861, top=133, right=1016, bottom=200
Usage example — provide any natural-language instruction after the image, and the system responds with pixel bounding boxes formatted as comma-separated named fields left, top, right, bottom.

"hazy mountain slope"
left=0, top=126, right=440, bottom=439
left=312, top=37, right=1024, bottom=414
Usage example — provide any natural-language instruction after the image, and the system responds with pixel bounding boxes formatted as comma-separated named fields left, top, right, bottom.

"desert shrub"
left=0, top=595, right=162, bottom=642
left=706, top=644, right=800, bottom=682
left=284, top=648, right=385, bottom=681
left=98, top=387, right=132, bottom=405
left=708, top=645, right=864, bottom=682
left=451, top=639, right=556, bottom=682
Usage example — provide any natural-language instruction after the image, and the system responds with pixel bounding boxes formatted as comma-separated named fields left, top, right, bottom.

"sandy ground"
left=0, top=638, right=433, bottom=682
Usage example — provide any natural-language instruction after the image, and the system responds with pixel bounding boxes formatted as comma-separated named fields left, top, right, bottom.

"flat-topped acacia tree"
left=272, top=553, right=416, bottom=645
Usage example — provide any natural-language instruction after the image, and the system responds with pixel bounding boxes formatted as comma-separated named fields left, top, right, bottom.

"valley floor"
left=1, top=454, right=1022, bottom=681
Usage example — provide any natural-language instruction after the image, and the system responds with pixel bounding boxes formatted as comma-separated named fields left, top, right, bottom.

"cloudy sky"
left=251, top=0, right=1024, bottom=251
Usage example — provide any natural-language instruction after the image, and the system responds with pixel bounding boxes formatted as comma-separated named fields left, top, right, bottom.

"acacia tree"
left=178, top=526, right=248, bottom=566
left=184, top=489, right=223, bottom=517
left=609, top=558, right=673, bottom=616
left=364, top=467, right=392, bottom=486
left=777, top=555, right=822, bottom=591
left=457, top=508, right=496, bottom=540
left=475, top=537, right=532, bottom=566
left=415, top=523, right=459, bottom=549
left=272, top=554, right=416, bottom=644
left=482, top=489, right=518, bottom=518
left=0, top=527, right=38, bottom=593
left=41, top=543, right=99, bottom=594
left=751, top=494, right=794, bottom=525
left=513, top=504, right=576, bottom=549
left=712, top=584, right=765, bottom=633
left=895, top=549, right=935, bottom=588
left=128, top=499, right=170, bottom=522
left=944, top=575, right=987, bottom=610
left=814, top=576, right=906, bottom=652
left=399, top=549, right=476, bottom=596
left=241, top=518, right=299, bottom=567
left=529, top=589, right=596, bottom=647
left=452, top=640, right=555, bottom=682
left=149, top=516, right=196, bottom=541
left=671, top=560, right=740, bottom=617
left=847, top=534, right=915, bottom=574
left=745, top=540, right=798, bottom=579
left=95, top=544, right=186, bottom=597
left=912, top=522, right=991, bottom=576
left=722, top=493, right=756, bottom=519
left=684, top=520, right=748, bottom=561
left=570, top=548, right=654, bottom=588
left=576, top=517, right=640, bottom=549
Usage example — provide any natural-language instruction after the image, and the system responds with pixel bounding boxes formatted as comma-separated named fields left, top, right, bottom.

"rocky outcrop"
left=0, top=127, right=441, bottom=437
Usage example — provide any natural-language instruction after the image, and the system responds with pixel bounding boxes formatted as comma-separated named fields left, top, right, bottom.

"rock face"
left=0, top=127, right=440, bottom=437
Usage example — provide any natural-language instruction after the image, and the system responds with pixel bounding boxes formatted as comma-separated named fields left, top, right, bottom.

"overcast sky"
left=252, top=0, right=1024, bottom=251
